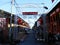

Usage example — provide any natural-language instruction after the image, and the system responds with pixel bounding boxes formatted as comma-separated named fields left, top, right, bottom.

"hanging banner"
left=22, top=12, right=38, bottom=15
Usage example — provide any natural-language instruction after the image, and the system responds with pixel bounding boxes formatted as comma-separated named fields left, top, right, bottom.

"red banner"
left=22, top=12, right=38, bottom=15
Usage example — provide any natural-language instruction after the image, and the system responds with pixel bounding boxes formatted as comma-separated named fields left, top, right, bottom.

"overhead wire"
left=0, top=1, right=11, bottom=6
left=13, top=0, right=59, bottom=15
left=13, top=0, right=50, bottom=15
left=14, top=0, right=23, bottom=17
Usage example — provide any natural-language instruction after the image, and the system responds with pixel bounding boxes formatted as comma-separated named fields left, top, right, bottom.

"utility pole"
left=9, top=0, right=14, bottom=43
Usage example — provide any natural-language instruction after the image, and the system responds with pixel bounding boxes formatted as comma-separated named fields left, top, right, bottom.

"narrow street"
left=0, top=0, right=60, bottom=45
left=17, top=30, right=48, bottom=45
left=0, top=30, right=60, bottom=45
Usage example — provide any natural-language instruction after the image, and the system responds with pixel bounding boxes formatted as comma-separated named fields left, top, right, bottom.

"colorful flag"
left=44, top=6, right=48, bottom=9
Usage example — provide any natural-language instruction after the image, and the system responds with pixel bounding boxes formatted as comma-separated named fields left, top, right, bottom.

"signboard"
left=22, top=12, right=38, bottom=15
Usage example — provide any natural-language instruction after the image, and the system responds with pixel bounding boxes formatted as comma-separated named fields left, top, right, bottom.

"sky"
left=0, top=0, right=60, bottom=28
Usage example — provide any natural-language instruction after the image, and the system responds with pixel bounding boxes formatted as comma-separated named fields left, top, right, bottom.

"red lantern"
left=56, top=8, right=60, bottom=13
left=50, top=13, right=53, bottom=17
left=50, top=11, right=56, bottom=18
left=38, top=18, right=43, bottom=24
left=52, top=11, right=56, bottom=16
left=17, top=18, right=22, bottom=24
